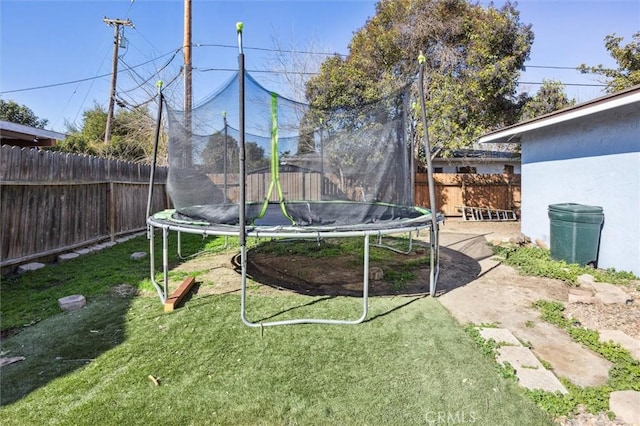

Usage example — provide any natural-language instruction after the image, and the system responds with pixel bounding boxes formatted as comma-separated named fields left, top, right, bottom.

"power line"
left=196, top=67, right=318, bottom=75
left=518, top=81, right=606, bottom=87
left=2, top=41, right=609, bottom=95
left=2, top=65, right=607, bottom=95
left=525, top=65, right=582, bottom=70
left=1, top=73, right=112, bottom=94
left=195, top=43, right=594, bottom=73
left=196, top=43, right=346, bottom=57
left=0, top=49, right=180, bottom=95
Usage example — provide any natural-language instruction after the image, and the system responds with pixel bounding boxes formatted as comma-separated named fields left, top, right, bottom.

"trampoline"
left=146, top=25, right=442, bottom=327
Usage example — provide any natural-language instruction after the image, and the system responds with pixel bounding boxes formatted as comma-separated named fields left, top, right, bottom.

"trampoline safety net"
left=164, top=72, right=421, bottom=228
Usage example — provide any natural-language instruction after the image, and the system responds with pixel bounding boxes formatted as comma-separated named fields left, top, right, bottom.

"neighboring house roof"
left=434, top=149, right=520, bottom=163
left=0, top=120, right=66, bottom=147
left=479, top=84, right=640, bottom=144
left=249, top=163, right=320, bottom=174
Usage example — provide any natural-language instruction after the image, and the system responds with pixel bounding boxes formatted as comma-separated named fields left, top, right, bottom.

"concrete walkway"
left=434, top=223, right=640, bottom=424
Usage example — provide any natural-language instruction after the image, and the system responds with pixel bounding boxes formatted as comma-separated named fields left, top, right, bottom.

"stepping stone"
left=577, top=273, right=596, bottom=288
left=477, top=328, right=522, bottom=346
left=17, top=262, right=45, bottom=274
left=103, top=241, right=117, bottom=248
left=130, top=252, right=147, bottom=260
left=58, top=295, right=86, bottom=311
left=476, top=328, right=568, bottom=394
left=74, top=248, right=91, bottom=255
left=57, top=253, right=80, bottom=262
left=497, top=346, right=567, bottom=394
left=595, top=291, right=632, bottom=305
left=497, top=346, right=543, bottom=369
left=598, top=330, right=640, bottom=361
left=516, top=367, right=568, bottom=394
left=592, top=282, right=632, bottom=305
left=609, top=390, right=640, bottom=425
left=568, top=288, right=595, bottom=304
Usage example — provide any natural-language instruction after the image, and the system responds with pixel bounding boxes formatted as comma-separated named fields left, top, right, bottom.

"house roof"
left=479, top=84, right=640, bottom=144
left=434, top=149, right=520, bottom=163
left=0, top=120, right=66, bottom=145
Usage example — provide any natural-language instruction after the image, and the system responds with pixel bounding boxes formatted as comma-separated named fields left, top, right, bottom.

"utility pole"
left=183, top=0, right=193, bottom=166
left=103, top=17, right=133, bottom=145
left=183, top=0, right=192, bottom=114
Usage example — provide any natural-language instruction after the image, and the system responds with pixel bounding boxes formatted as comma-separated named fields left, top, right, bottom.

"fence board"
left=1, top=146, right=168, bottom=269
left=415, top=173, right=521, bottom=217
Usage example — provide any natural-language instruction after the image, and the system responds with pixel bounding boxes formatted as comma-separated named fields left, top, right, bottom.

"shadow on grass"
left=0, top=231, right=220, bottom=406
left=364, top=296, right=425, bottom=323
left=0, top=294, right=134, bottom=406
left=253, top=295, right=337, bottom=323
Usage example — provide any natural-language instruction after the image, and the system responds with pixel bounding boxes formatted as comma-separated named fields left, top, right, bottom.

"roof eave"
left=0, top=120, right=66, bottom=141
left=479, top=86, right=640, bottom=144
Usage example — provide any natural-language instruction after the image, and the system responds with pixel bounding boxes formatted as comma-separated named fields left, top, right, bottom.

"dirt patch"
left=169, top=235, right=483, bottom=299
left=564, top=285, right=640, bottom=339
left=110, top=284, right=138, bottom=298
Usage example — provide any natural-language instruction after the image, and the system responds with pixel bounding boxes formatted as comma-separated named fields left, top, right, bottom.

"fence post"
left=506, top=175, right=512, bottom=211
left=461, top=174, right=467, bottom=207
left=109, top=181, right=116, bottom=241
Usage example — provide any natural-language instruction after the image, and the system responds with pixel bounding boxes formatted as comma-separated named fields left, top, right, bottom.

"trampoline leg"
left=162, top=227, right=169, bottom=299
left=240, top=235, right=370, bottom=327
left=148, top=224, right=169, bottom=304
left=373, top=231, right=415, bottom=255
left=240, top=244, right=251, bottom=326
left=429, top=224, right=440, bottom=297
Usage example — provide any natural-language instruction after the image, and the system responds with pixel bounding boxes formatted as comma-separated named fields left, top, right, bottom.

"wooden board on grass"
left=164, top=276, right=196, bottom=312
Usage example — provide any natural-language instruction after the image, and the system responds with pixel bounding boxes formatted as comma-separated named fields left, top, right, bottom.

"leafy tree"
left=305, top=0, right=534, bottom=159
left=519, top=79, right=575, bottom=121
left=578, top=32, right=640, bottom=93
left=55, top=132, right=97, bottom=155
left=201, top=132, right=239, bottom=173
left=60, top=103, right=161, bottom=163
left=201, top=132, right=268, bottom=173
left=245, top=141, right=270, bottom=171
left=107, top=105, right=157, bottom=163
left=0, top=99, right=48, bottom=128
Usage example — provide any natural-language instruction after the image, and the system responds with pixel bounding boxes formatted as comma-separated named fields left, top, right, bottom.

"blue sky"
left=1, top=0, right=638, bottom=132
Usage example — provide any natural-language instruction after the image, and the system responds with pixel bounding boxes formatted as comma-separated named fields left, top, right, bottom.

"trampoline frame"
left=147, top=212, right=439, bottom=327
left=145, top=26, right=442, bottom=327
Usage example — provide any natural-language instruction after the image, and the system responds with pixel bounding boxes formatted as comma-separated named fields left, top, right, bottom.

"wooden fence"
left=0, top=145, right=519, bottom=270
left=208, top=171, right=345, bottom=202
left=415, top=173, right=521, bottom=217
left=1, top=146, right=168, bottom=269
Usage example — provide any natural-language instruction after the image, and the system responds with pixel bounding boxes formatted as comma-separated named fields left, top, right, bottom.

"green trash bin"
left=548, top=203, right=604, bottom=266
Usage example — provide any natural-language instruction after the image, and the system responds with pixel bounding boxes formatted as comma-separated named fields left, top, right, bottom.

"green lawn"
left=0, top=234, right=553, bottom=425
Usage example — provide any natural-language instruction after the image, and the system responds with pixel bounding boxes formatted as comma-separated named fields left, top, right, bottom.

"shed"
left=479, top=85, right=640, bottom=276
left=0, top=120, right=66, bottom=148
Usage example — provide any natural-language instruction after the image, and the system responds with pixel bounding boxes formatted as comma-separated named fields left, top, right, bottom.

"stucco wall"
left=520, top=102, right=640, bottom=276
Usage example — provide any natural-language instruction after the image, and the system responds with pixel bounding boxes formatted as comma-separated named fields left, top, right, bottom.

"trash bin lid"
left=548, top=203, right=603, bottom=214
